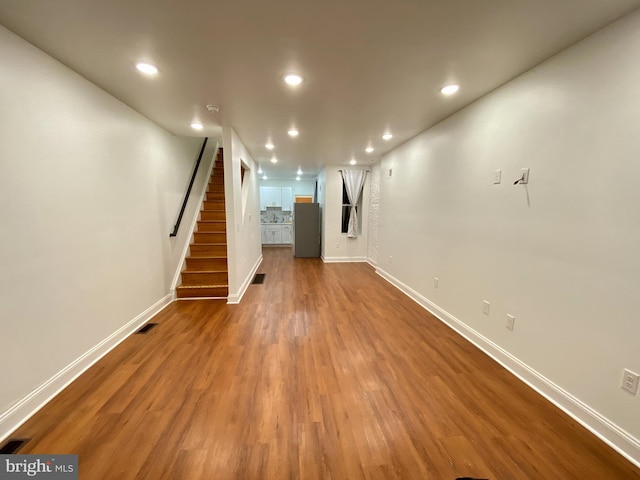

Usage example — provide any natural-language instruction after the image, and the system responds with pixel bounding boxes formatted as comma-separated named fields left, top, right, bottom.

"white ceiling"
left=1, top=0, right=639, bottom=179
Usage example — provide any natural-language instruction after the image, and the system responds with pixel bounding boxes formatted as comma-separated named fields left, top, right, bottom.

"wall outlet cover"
left=621, top=369, right=639, bottom=395
left=482, top=300, right=490, bottom=315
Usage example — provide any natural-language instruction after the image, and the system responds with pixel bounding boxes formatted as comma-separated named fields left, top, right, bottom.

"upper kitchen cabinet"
left=281, top=188, right=293, bottom=211
left=259, top=187, right=293, bottom=211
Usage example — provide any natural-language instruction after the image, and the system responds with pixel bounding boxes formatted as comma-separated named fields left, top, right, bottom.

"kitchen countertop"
left=261, top=222, right=292, bottom=225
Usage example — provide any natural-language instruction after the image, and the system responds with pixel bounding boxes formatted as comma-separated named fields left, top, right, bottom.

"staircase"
left=176, top=149, right=228, bottom=299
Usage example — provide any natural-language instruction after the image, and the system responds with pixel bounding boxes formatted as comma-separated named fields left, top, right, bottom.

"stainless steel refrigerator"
left=293, top=203, right=320, bottom=257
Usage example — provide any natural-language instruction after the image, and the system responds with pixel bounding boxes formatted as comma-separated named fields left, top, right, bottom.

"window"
left=341, top=178, right=360, bottom=234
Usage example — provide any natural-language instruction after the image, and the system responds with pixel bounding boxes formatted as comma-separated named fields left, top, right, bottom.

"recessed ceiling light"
left=365, top=146, right=375, bottom=153
left=262, top=175, right=268, bottom=180
left=288, top=129, right=299, bottom=137
left=136, top=63, right=158, bottom=75
left=191, top=123, right=203, bottom=130
left=284, top=74, right=303, bottom=86
left=296, top=168, right=303, bottom=175
left=258, top=166, right=263, bottom=174
left=382, top=133, right=393, bottom=141
left=270, top=157, right=278, bottom=163
left=350, top=159, right=357, bottom=165
left=440, top=84, right=460, bottom=95
left=296, top=176, right=301, bottom=181
left=265, top=142, right=274, bottom=150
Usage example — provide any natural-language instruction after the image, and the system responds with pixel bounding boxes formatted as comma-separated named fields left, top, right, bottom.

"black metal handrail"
left=170, top=137, right=209, bottom=237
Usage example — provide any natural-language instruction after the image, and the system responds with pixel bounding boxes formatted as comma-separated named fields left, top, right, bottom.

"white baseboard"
left=321, top=256, right=368, bottom=263
left=227, top=255, right=263, bottom=304
left=0, top=293, right=174, bottom=444
left=375, top=267, right=640, bottom=468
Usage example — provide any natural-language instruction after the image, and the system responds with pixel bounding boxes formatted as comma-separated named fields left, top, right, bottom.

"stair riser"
left=186, top=257, right=228, bottom=270
left=193, top=232, right=226, bottom=243
left=197, top=221, right=226, bottom=232
left=190, top=244, right=227, bottom=256
left=202, top=208, right=227, bottom=220
left=181, top=271, right=229, bottom=285
left=205, top=192, right=225, bottom=201
left=200, top=211, right=227, bottom=222
left=202, top=200, right=225, bottom=210
left=177, top=286, right=228, bottom=298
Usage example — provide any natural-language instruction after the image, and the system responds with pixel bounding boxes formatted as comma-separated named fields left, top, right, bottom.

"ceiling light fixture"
left=288, top=128, right=299, bottom=137
left=270, top=157, right=278, bottom=163
left=296, top=176, right=301, bottom=181
left=350, top=159, right=357, bottom=165
left=382, top=133, right=393, bottom=141
left=258, top=166, right=263, bottom=174
left=440, top=84, right=460, bottom=95
left=284, top=74, right=303, bottom=86
left=365, top=146, right=374, bottom=153
left=296, top=168, right=303, bottom=175
left=262, top=175, right=268, bottom=180
left=206, top=104, right=221, bottom=113
left=191, top=123, right=203, bottom=130
left=135, top=62, right=158, bottom=75
left=265, top=142, right=274, bottom=150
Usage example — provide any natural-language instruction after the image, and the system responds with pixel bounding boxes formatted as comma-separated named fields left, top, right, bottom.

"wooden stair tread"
left=191, top=243, right=227, bottom=246
left=182, top=270, right=228, bottom=274
left=177, top=284, right=229, bottom=289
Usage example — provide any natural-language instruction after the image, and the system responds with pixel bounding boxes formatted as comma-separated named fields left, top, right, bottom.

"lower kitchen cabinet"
left=261, top=224, right=292, bottom=245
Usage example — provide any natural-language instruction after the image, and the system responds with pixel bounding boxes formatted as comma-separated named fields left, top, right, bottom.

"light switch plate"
left=493, top=169, right=502, bottom=184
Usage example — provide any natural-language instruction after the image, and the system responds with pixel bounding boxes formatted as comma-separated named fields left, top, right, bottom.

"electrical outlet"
left=506, top=314, right=515, bottom=331
left=621, top=369, right=639, bottom=395
left=482, top=300, right=490, bottom=315
left=434, top=277, right=439, bottom=288
left=493, top=169, right=502, bottom=184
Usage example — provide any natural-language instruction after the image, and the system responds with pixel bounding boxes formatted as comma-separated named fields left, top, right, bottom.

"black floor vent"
left=252, top=273, right=266, bottom=284
left=136, top=323, right=158, bottom=334
left=0, top=438, right=30, bottom=454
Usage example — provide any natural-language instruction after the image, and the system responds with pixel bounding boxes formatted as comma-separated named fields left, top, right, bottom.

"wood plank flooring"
left=8, top=247, right=640, bottom=479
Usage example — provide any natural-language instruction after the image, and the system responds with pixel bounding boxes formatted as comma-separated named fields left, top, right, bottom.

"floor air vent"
left=0, top=438, right=30, bottom=454
left=252, top=273, right=266, bottom=284
left=136, top=323, right=158, bottom=334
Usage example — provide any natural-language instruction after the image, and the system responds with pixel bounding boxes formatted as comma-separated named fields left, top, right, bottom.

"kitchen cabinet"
left=261, top=224, right=293, bottom=245
left=281, top=188, right=293, bottom=211
left=281, top=225, right=292, bottom=244
left=260, top=187, right=281, bottom=209
left=259, top=187, right=293, bottom=211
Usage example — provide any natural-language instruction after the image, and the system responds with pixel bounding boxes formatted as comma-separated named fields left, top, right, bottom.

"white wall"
left=258, top=179, right=316, bottom=201
left=320, top=167, right=370, bottom=262
left=367, top=164, right=381, bottom=266
left=0, top=26, right=205, bottom=440
left=376, top=11, right=640, bottom=464
left=223, top=127, right=262, bottom=303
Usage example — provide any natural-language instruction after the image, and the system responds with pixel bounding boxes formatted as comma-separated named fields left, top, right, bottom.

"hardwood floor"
left=9, top=247, right=640, bottom=479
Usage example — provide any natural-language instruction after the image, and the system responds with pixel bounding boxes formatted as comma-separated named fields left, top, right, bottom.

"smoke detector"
left=206, top=104, right=221, bottom=113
